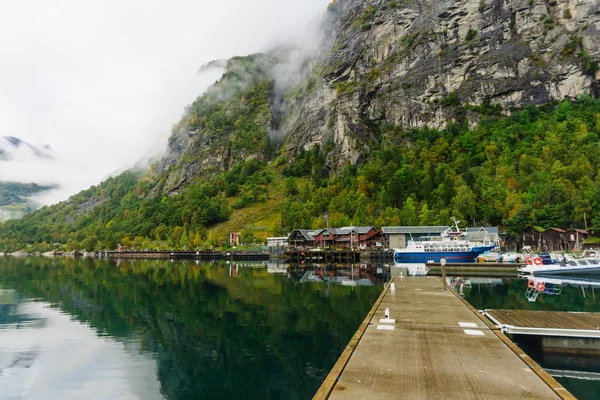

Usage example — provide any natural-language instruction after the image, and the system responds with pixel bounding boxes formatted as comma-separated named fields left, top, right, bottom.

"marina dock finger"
left=315, top=276, right=574, bottom=399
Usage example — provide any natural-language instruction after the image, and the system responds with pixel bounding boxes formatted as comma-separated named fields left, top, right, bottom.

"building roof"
left=466, top=232, right=500, bottom=241
left=313, top=227, right=369, bottom=236
left=566, top=229, right=589, bottom=235
left=288, top=229, right=316, bottom=240
left=341, top=226, right=375, bottom=234
left=382, top=226, right=450, bottom=234
left=312, top=228, right=337, bottom=236
left=546, top=227, right=566, bottom=233
left=466, top=226, right=499, bottom=234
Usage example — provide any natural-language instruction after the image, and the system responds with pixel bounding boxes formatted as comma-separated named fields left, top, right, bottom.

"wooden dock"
left=484, top=309, right=600, bottom=339
left=102, top=250, right=270, bottom=261
left=315, top=276, right=573, bottom=399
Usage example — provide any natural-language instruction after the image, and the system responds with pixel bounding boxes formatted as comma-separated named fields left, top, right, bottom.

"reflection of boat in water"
left=394, top=263, right=430, bottom=276
left=446, top=277, right=504, bottom=295
left=393, top=218, right=495, bottom=263
left=521, top=275, right=600, bottom=302
left=520, top=258, right=600, bottom=276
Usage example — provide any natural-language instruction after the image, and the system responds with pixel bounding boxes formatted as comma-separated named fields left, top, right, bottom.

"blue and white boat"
left=393, top=219, right=496, bottom=263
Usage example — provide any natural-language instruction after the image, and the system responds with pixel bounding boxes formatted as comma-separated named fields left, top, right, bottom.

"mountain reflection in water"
left=0, top=257, right=385, bottom=400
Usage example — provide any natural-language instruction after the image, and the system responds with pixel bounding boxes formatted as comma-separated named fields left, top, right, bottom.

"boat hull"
left=394, top=247, right=494, bottom=264
left=521, top=266, right=600, bottom=276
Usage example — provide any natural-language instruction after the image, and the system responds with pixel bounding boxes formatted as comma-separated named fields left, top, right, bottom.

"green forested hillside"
left=278, top=96, right=600, bottom=239
left=0, top=183, right=51, bottom=206
left=1, top=95, right=599, bottom=252
left=0, top=182, right=53, bottom=222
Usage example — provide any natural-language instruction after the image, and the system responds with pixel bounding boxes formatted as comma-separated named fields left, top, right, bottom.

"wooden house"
left=522, top=226, right=544, bottom=252
left=351, top=226, right=380, bottom=248
left=540, top=228, right=567, bottom=251
left=311, top=226, right=380, bottom=249
left=564, top=229, right=589, bottom=251
left=287, top=229, right=316, bottom=248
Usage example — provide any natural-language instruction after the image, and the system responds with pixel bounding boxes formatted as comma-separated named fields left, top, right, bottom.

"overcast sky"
left=0, top=0, right=329, bottom=204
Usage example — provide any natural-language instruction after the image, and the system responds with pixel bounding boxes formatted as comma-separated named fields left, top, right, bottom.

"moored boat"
left=394, top=218, right=496, bottom=264
left=520, top=258, right=600, bottom=276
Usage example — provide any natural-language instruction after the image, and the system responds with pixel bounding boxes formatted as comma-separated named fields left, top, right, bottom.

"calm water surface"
left=455, top=275, right=600, bottom=400
left=0, top=257, right=386, bottom=400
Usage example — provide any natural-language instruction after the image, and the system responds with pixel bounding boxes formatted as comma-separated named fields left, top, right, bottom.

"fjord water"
left=0, top=257, right=384, bottom=400
left=457, top=277, right=600, bottom=400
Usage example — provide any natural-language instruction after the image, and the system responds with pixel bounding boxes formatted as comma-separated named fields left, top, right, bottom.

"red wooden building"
left=311, top=226, right=380, bottom=249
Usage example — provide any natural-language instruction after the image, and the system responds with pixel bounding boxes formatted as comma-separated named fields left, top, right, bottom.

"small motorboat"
left=520, top=258, right=600, bottom=276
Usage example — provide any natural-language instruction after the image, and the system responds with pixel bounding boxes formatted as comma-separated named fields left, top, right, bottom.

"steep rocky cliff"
left=283, top=0, right=600, bottom=170
left=158, top=0, right=600, bottom=189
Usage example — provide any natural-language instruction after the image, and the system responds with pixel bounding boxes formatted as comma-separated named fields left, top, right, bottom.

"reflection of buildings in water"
left=285, top=263, right=389, bottom=286
left=522, top=275, right=600, bottom=303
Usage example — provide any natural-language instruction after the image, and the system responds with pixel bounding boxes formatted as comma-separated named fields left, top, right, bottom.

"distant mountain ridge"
left=0, top=136, right=54, bottom=161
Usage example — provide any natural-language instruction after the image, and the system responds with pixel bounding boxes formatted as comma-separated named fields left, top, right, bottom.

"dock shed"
left=564, top=229, right=589, bottom=251
left=381, top=226, right=450, bottom=249
left=522, top=226, right=544, bottom=252
left=541, top=227, right=567, bottom=251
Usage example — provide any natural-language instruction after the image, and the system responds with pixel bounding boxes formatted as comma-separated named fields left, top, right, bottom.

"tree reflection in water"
left=0, top=257, right=384, bottom=400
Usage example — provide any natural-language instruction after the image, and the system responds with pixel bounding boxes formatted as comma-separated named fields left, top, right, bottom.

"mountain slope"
left=0, top=182, right=54, bottom=222
left=0, top=0, right=599, bottom=252
left=0, top=136, right=56, bottom=221
left=0, top=136, right=54, bottom=161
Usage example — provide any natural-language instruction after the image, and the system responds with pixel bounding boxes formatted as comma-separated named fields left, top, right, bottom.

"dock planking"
left=316, top=276, right=572, bottom=400
left=485, top=309, right=600, bottom=338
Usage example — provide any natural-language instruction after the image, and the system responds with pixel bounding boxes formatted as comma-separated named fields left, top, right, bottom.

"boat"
left=520, top=257, right=600, bottom=276
left=394, top=263, right=430, bottom=276
left=476, top=248, right=502, bottom=262
left=393, top=218, right=496, bottom=263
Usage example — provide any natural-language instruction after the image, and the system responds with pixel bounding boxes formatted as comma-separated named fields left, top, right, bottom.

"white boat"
left=520, top=258, right=600, bottom=276
left=476, top=248, right=502, bottom=262
left=393, top=218, right=496, bottom=264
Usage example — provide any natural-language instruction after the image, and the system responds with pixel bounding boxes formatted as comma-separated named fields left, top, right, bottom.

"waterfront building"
left=311, top=226, right=380, bottom=249
left=267, top=237, right=288, bottom=248
left=287, top=229, right=317, bottom=248
left=381, top=226, right=450, bottom=249
left=465, top=227, right=501, bottom=247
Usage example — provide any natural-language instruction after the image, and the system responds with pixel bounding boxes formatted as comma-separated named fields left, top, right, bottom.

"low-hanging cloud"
left=0, top=0, right=330, bottom=206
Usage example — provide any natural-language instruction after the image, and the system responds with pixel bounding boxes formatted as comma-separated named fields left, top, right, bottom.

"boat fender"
left=527, top=280, right=535, bottom=289
left=536, top=282, right=545, bottom=292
